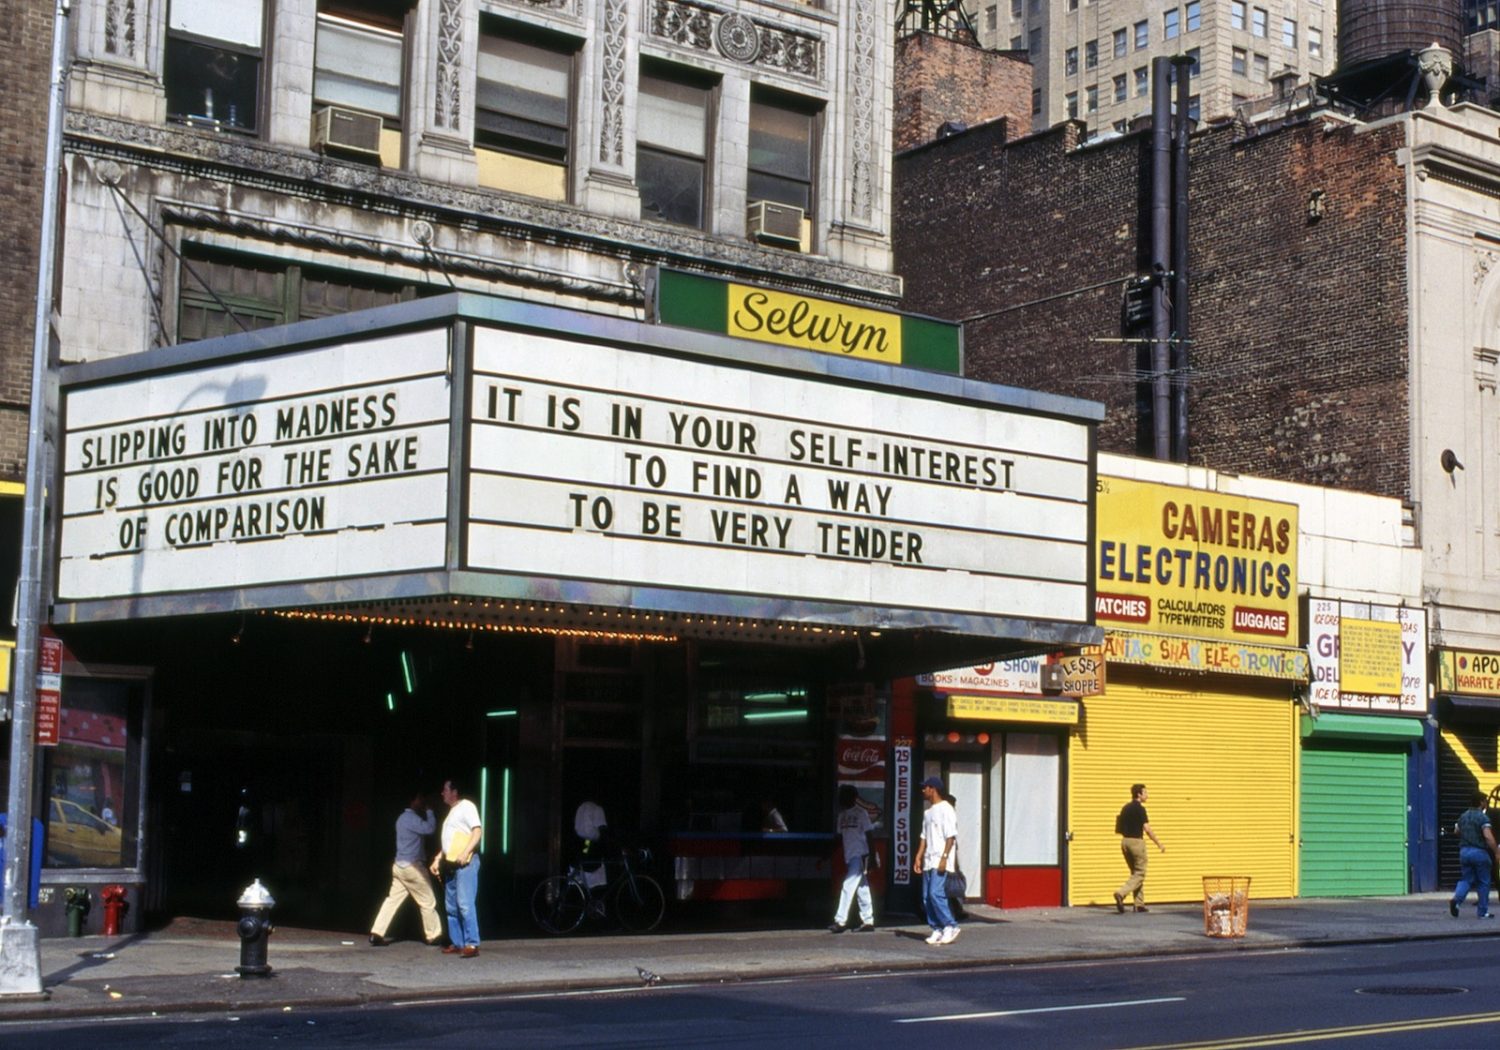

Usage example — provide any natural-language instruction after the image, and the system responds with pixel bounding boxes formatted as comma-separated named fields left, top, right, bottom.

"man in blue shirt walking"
left=369, top=790, right=443, bottom=946
left=1450, top=790, right=1500, bottom=920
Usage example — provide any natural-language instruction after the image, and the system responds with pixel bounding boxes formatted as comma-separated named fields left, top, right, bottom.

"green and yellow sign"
left=651, top=269, right=962, bottom=374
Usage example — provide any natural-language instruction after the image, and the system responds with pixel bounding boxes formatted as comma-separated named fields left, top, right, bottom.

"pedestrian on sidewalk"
left=1449, top=789, right=1500, bottom=919
left=829, top=784, right=878, bottom=933
left=1114, top=783, right=1164, bottom=914
left=430, top=777, right=483, bottom=957
left=368, top=790, right=443, bottom=947
left=912, top=775, right=959, bottom=945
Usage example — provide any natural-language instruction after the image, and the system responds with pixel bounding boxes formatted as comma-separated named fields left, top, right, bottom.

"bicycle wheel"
left=612, top=873, right=666, bottom=933
left=531, top=875, right=587, bottom=935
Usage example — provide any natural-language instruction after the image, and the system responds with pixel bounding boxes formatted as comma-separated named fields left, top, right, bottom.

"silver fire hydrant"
left=235, top=878, right=276, bottom=978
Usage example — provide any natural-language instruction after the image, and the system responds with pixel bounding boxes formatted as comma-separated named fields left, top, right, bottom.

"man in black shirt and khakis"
left=1114, top=783, right=1165, bottom=913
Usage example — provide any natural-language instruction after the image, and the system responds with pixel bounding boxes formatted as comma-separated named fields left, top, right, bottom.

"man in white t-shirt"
left=911, top=775, right=959, bottom=945
left=829, top=784, right=879, bottom=933
left=574, top=799, right=609, bottom=890
left=429, top=777, right=483, bottom=957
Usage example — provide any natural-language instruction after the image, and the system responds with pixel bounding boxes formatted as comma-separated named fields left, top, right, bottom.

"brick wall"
left=0, top=1, right=52, bottom=483
left=893, top=115, right=1412, bottom=502
left=893, top=33, right=1033, bottom=153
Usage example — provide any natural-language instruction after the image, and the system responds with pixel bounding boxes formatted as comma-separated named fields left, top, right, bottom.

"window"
left=42, top=678, right=146, bottom=871
left=1308, top=25, right=1322, bottom=57
left=1113, top=73, right=1127, bottom=102
left=1066, top=47, right=1078, bottom=76
left=313, top=3, right=404, bottom=166
left=1113, top=119, right=1129, bottom=133
left=1028, top=28, right=1041, bottom=52
left=1232, top=46, right=1247, bottom=75
left=1253, top=52, right=1269, bottom=80
left=986, top=5, right=998, bottom=31
left=1252, top=7, right=1267, bottom=37
left=1230, top=0, right=1245, bottom=30
left=1134, top=19, right=1149, bottom=49
left=1185, top=48, right=1200, bottom=75
left=1031, top=88, right=1041, bottom=114
left=1068, top=0, right=1078, bottom=10
left=1281, top=17, right=1297, bottom=48
left=1010, top=0, right=1021, bottom=18
left=1187, top=94, right=1200, bottom=121
left=1186, top=1, right=1200, bottom=31
left=1029, top=0, right=1040, bottom=13
left=1065, top=92, right=1078, bottom=119
left=1011, top=35, right=1024, bottom=50
left=1085, top=40, right=1098, bottom=69
left=1135, top=66, right=1149, bottom=96
left=1164, top=9, right=1180, bottom=39
left=749, top=90, right=817, bottom=219
left=177, top=246, right=428, bottom=343
left=1086, top=85, right=1098, bottom=113
left=474, top=27, right=575, bottom=201
left=1113, top=28, right=1127, bottom=58
left=636, top=68, right=711, bottom=229
left=164, top=0, right=263, bottom=132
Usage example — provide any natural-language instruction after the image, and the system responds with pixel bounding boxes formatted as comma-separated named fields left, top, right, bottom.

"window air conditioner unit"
left=311, top=106, right=383, bottom=159
left=747, top=200, right=805, bottom=249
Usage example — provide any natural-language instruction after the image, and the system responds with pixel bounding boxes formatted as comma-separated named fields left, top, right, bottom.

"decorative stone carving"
left=434, top=0, right=464, bottom=132
left=650, top=0, right=822, bottom=80
left=599, top=0, right=628, bottom=166
left=1476, top=250, right=1498, bottom=288
left=847, top=0, right=876, bottom=221
left=1475, top=345, right=1498, bottom=394
left=715, top=13, right=761, bottom=63
left=104, top=0, right=137, bottom=59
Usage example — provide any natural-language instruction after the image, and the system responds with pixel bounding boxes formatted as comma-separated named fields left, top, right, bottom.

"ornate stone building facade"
left=59, top=0, right=900, bottom=362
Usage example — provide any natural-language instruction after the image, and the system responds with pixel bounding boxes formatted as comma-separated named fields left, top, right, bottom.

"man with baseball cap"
left=912, top=775, right=959, bottom=944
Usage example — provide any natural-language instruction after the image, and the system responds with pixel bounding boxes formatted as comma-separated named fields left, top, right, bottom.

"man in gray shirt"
left=369, top=790, right=443, bottom=946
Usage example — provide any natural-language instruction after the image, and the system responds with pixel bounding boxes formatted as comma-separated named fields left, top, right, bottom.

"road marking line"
left=895, top=996, right=1186, bottom=1024
left=1125, top=1009, right=1500, bottom=1049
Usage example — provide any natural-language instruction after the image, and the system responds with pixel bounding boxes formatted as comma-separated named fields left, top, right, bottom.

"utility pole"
left=0, top=0, right=71, bottom=997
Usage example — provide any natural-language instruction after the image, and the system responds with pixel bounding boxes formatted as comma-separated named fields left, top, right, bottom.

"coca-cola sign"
left=837, top=739, right=887, bottom=780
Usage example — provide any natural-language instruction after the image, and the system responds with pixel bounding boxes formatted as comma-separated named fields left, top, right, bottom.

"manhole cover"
left=1355, top=986, right=1467, bottom=996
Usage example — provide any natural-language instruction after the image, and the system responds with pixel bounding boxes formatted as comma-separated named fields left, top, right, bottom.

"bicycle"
left=531, top=844, right=667, bottom=935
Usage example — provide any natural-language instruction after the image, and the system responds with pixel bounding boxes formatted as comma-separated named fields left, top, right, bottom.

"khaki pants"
left=371, top=861, right=443, bottom=941
left=1117, top=837, right=1148, bottom=905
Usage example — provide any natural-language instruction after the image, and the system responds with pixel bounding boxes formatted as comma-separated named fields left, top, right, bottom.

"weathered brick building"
left=895, top=108, right=1411, bottom=504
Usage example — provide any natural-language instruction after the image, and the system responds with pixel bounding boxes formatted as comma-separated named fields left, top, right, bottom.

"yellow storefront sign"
left=1338, top=618, right=1402, bottom=695
left=947, top=694, right=1080, bottom=724
left=1104, top=631, right=1309, bottom=680
left=1437, top=649, right=1500, bottom=697
left=727, top=284, right=902, bottom=363
left=1095, top=475, right=1299, bottom=645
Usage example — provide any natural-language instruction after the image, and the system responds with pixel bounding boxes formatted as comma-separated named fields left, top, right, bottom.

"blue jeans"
left=1455, top=846, right=1492, bottom=916
left=922, top=868, right=957, bottom=931
left=445, top=854, right=481, bottom=947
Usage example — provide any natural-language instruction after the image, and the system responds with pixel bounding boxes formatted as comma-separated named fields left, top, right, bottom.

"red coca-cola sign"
left=836, top=739, right=887, bottom=780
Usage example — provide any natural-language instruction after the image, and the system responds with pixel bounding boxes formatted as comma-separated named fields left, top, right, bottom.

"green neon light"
left=502, top=767, right=511, bottom=854
left=479, top=766, right=488, bottom=853
left=743, top=709, right=808, bottom=722
left=400, top=652, right=415, bottom=694
left=386, top=693, right=395, bottom=712
left=485, top=709, right=518, bottom=718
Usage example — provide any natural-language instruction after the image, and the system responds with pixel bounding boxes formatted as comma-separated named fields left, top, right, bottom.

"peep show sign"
left=1095, top=475, right=1300, bottom=648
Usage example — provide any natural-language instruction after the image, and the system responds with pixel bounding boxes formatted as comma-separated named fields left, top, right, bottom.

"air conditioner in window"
left=311, top=106, right=383, bottom=159
left=747, top=200, right=805, bottom=249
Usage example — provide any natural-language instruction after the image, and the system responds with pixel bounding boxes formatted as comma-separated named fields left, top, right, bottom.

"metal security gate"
left=1299, top=742, right=1406, bottom=896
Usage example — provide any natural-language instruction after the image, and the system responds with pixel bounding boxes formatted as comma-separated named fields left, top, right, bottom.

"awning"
left=1299, top=712, right=1424, bottom=741
left=1438, top=694, right=1500, bottom=723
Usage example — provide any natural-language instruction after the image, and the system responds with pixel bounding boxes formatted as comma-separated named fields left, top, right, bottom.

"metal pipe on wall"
left=1171, top=55, right=1193, bottom=464
left=1150, top=57, right=1173, bottom=461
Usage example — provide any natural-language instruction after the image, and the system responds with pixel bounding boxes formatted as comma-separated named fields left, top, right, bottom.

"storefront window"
left=1001, top=732, right=1058, bottom=865
left=42, top=678, right=144, bottom=869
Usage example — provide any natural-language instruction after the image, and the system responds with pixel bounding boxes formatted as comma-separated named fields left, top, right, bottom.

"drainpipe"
left=1150, top=57, right=1173, bottom=461
left=1171, top=55, right=1193, bottom=464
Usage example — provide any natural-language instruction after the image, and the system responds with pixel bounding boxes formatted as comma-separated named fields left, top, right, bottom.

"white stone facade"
left=59, top=0, right=900, bottom=363
left=973, top=0, right=1335, bottom=134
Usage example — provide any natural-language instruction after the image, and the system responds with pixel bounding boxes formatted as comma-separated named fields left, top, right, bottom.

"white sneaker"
left=925, top=929, right=944, bottom=944
left=938, top=926, right=960, bottom=944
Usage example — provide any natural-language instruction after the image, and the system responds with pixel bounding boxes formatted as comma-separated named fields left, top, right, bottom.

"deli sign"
left=1095, top=475, right=1299, bottom=646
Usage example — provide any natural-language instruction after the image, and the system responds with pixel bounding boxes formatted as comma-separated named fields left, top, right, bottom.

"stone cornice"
left=65, top=112, right=902, bottom=301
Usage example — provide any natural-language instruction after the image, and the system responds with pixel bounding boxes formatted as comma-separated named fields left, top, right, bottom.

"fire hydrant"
left=64, top=887, right=90, bottom=937
left=101, top=884, right=129, bottom=936
left=234, top=878, right=276, bottom=978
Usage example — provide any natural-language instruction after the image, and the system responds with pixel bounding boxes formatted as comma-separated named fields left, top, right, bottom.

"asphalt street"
left=7, top=934, right=1500, bottom=1048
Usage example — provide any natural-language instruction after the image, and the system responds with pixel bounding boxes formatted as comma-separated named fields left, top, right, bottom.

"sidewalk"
left=0, top=893, right=1489, bottom=1021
